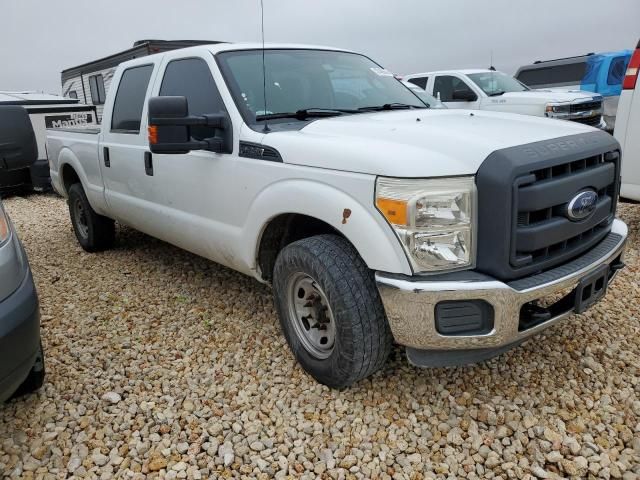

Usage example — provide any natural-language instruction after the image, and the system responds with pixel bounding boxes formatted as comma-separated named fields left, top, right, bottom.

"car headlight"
left=375, top=176, right=476, bottom=273
left=0, top=205, right=10, bottom=246
left=545, top=103, right=571, bottom=116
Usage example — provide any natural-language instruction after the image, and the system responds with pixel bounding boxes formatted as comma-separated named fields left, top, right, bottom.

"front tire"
left=68, top=183, right=115, bottom=252
left=273, top=234, right=392, bottom=388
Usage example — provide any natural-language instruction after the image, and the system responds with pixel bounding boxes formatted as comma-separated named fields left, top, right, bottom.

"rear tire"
left=272, top=234, right=392, bottom=388
left=68, top=183, right=115, bottom=252
left=11, top=342, right=45, bottom=399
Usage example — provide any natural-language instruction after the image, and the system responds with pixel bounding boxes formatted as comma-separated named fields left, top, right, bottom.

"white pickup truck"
left=403, top=69, right=605, bottom=128
left=46, top=44, right=627, bottom=387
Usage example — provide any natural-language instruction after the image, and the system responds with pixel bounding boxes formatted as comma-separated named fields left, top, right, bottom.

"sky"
left=1, top=0, right=638, bottom=95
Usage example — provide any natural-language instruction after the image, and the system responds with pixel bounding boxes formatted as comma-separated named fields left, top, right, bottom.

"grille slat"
left=570, top=100, right=602, bottom=113
left=518, top=160, right=615, bottom=212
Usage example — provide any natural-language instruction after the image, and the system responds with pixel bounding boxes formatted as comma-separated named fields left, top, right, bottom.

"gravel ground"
left=0, top=193, right=639, bottom=480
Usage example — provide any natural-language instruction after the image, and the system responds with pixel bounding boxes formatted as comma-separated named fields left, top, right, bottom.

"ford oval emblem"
left=566, top=190, right=598, bottom=221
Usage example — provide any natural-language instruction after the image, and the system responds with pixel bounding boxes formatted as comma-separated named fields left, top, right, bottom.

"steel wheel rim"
left=73, top=198, right=89, bottom=239
left=286, top=272, right=336, bottom=359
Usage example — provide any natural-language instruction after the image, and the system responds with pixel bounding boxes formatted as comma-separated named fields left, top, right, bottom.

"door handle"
left=103, top=147, right=110, bottom=167
left=144, top=151, right=153, bottom=176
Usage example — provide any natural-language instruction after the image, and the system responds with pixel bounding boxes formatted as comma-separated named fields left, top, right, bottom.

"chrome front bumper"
left=376, top=219, right=627, bottom=364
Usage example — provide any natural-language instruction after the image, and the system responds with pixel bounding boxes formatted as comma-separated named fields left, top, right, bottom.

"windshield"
left=217, top=49, right=426, bottom=125
left=467, top=71, right=529, bottom=95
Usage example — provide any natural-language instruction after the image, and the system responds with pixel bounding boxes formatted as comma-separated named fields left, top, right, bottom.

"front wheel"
left=272, top=234, right=392, bottom=388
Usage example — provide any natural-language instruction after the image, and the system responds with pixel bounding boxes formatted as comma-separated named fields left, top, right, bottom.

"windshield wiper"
left=255, top=108, right=357, bottom=121
left=488, top=90, right=506, bottom=97
left=358, top=103, right=427, bottom=112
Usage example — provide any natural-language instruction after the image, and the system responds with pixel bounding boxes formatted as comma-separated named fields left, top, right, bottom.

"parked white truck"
left=615, top=39, right=640, bottom=201
left=46, top=44, right=627, bottom=387
left=403, top=69, right=605, bottom=128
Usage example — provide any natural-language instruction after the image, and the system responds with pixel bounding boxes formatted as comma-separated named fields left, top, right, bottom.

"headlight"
left=0, top=206, right=10, bottom=246
left=545, top=103, right=571, bottom=116
left=376, top=176, right=476, bottom=273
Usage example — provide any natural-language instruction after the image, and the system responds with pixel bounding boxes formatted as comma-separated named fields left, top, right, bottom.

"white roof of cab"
left=204, top=42, right=356, bottom=54
left=120, top=42, right=358, bottom=68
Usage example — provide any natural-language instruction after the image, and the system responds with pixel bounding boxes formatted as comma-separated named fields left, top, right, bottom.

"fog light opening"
left=435, top=300, right=494, bottom=336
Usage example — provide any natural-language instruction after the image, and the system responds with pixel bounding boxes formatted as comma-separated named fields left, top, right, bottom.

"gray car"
left=0, top=106, right=45, bottom=402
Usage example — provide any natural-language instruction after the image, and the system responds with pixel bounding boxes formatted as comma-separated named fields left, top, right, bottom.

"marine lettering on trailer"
left=45, top=112, right=94, bottom=128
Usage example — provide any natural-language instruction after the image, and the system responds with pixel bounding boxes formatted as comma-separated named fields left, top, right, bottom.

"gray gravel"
left=1, top=193, right=639, bottom=480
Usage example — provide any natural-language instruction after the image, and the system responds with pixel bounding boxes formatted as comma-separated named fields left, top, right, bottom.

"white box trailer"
left=0, top=91, right=97, bottom=193
left=61, top=40, right=224, bottom=121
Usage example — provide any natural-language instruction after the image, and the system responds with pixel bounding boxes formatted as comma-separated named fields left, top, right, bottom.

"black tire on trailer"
left=11, top=342, right=45, bottom=399
left=68, top=183, right=115, bottom=252
left=272, top=234, right=393, bottom=388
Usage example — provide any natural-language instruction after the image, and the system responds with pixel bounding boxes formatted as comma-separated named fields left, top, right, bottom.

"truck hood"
left=263, top=109, right=595, bottom=177
left=497, top=90, right=600, bottom=105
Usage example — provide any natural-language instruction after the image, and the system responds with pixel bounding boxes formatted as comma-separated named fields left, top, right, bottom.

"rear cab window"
left=110, top=65, right=154, bottom=133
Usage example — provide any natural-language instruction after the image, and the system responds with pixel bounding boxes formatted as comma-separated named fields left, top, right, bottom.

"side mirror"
left=0, top=106, right=37, bottom=171
left=147, top=96, right=232, bottom=154
left=452, top=89, right=478, bottom=102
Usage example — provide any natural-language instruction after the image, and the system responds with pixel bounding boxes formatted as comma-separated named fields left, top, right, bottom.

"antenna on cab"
left=260, top=0, right=270, bottom=132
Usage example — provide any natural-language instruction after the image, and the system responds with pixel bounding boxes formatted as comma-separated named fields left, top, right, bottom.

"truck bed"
left=46, top=126, right=102, bottom=201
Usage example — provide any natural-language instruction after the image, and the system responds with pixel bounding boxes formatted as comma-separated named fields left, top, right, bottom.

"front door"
left=433, top=75, right=481, bottom=109
left=140, top=53, right=241, bottom=268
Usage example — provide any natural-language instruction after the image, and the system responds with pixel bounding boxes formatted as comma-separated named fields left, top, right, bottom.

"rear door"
left=100, top=62, right=160, bottom=230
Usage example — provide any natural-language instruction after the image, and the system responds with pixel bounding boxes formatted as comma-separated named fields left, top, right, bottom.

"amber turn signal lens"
left=148, top=125, right=158, bottom=144
left=376, top=197, right=408, bottom=226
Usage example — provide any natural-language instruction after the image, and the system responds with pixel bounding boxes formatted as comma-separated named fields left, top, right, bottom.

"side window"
left=607, top=56, right=629, bottom=86
left=89, top=74, right=106, bottom=105
left=159, top=58, right=226, bottom=140
left=111, top=65, right=154, bottom=133
left=433, top=76, right=474, bottom=102
left=408, top=77, right=428, bottom=90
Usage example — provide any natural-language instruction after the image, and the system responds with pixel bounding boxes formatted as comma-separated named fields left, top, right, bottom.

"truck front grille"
left=475, top=132, right=621, bottom=281
left=511, top=151, right=619, bottom=273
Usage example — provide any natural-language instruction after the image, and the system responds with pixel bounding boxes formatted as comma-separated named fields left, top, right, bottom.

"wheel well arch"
left=60, top=163, right=81, bottom=195
left=257, top=213, right=352, bottom=282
